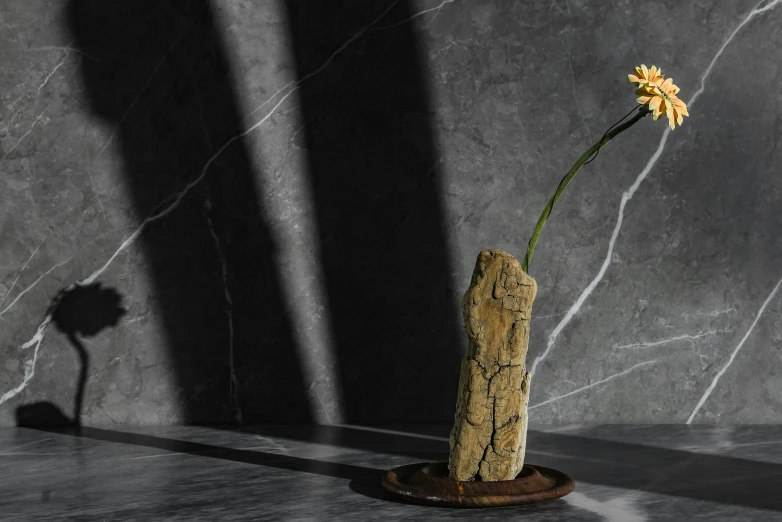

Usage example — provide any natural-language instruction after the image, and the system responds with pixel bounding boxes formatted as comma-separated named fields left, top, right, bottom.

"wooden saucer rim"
left=381, top=462, right=575, bottom=508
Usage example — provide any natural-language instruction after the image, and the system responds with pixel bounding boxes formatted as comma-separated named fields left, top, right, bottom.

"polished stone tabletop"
left=2, top=424, right=782, bottom=521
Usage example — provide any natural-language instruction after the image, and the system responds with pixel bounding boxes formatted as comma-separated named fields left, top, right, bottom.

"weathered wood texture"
left=449, top=249, right=537, bottom=481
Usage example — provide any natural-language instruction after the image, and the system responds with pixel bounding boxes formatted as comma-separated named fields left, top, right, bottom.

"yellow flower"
left=630, top=65, right=689, bottom=130
left=627, top=64, right=665, bottom=88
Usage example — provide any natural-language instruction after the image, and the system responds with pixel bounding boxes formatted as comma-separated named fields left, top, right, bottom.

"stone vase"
left=448, top=249, right=537, bottom=481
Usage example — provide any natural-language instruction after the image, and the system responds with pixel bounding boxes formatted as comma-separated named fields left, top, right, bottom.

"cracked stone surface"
left=449, top=249, right=535, bottom=481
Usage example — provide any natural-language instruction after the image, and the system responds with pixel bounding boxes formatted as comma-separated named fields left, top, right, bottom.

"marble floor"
left=2, top=424, right=782, bottom=521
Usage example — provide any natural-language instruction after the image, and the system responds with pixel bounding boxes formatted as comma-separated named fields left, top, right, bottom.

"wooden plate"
left=381, top=462, right=575, bottom=508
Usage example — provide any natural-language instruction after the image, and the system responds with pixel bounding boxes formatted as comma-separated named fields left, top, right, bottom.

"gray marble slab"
left=2, top=424, right=782, bottom=521
left=1, top=0, right=781, bottom=427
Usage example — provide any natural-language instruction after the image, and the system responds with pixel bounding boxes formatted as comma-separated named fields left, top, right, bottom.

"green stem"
left=521, top=105, right=652, bottom=273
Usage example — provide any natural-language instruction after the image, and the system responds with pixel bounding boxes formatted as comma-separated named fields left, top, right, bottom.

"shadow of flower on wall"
left=16, top=283, right=126, bottom=431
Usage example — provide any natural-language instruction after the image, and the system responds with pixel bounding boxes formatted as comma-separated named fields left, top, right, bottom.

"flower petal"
left=657, top=100, right=669, bottom=120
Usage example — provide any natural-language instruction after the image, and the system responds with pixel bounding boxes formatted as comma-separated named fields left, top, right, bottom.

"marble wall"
left=1, top=0, right=780, bottom=427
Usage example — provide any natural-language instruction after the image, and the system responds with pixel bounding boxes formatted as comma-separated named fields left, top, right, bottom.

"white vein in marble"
left=1, top=103, right=51, bottom=161
left=95, top=34, right=184, bottom=160
left=611, top=328, right=731, bottom=351
left=204, top=196, right=241, bottom=424
left=528, top=0, right=782, bottom=418
left=687, top=274, right=782, bottom=423
left=528, top=359, right=659, bottom=411
left=0, top=0, right=461, bottom=424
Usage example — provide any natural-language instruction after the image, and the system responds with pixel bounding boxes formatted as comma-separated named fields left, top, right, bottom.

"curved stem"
left=521, top=105, right=651, bottom=273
